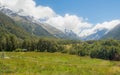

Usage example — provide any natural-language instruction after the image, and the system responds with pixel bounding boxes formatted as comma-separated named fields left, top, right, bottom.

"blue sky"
left=35, top=0, right=120, bottom=24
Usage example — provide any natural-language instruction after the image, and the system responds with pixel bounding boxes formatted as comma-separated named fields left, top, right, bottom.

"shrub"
left=90, top=46, right=120, bottom=61
left=78, top=50, right=87, bottom=56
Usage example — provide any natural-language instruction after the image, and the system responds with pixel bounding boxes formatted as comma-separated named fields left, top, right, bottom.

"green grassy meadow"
left=0, top=52, right=120, bottom=75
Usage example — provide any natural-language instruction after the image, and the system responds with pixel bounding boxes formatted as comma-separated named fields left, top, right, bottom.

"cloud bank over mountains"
left=0, top=0, right=120, bottom=37
left=80, top=20, right=120, bottom=37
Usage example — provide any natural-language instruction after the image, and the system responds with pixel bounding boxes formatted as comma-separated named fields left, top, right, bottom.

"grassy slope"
left=0, top=52, right=120, bottom=75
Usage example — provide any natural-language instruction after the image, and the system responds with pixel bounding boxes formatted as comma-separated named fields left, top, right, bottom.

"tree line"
left=0, top=34, right=64, bottom=53
left=64, top=39, right=120, bottom=61
left=0, top=34, right=120, bottom=61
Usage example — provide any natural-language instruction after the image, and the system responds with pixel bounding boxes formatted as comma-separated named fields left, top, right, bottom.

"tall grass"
left=0, top=52, right=120, bottom=75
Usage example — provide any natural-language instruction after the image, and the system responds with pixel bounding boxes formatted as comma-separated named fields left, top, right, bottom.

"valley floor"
left=0, top=52, right=120, bottom=75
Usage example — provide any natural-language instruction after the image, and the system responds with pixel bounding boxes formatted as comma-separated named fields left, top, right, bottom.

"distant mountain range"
left=82, top=24, right=120, bottom=40
left=82, top=28, right=108, bottom=40
left=0, top=7, right=79, bottom=40
left=0, top=6, right=120, bottom=40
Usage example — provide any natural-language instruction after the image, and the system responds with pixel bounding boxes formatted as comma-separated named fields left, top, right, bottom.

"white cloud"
left=79, top=20, right=120, bottom=37
left=95, top=20, right=120, bottom=30
left=0, top=0, right=56, bottom=19
left=46, top=14, right=92, bottom=35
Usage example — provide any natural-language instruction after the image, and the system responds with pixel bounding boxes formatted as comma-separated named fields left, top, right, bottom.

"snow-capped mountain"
left=79, top=20, right=120, bottom=40
left=1, top=4, right=120, bottom=40
left=0, top=5, right=80, bottom=40
left=0, top=6, right=35, bottom=22
left=64, top=29, right=80, bottom=39
left=81, top=28, right=108, bottom=40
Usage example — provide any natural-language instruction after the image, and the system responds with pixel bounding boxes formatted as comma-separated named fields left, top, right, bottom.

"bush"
left=108, top=47, right=120, bottom=61
left=90, top=46, right=120, bottom=61
left=78, top=50, right=87, bottom=56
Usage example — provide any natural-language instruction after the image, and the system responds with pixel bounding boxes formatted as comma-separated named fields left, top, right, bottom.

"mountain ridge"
left=0, top=7, right=80, bottom=40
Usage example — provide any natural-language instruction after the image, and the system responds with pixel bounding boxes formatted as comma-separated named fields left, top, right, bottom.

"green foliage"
left=37, top=39, right=59, bottom=52
left=90, top=40, right=120, bottom=61
left=68, top=48, right=77, bottom=55
left=59, top=39, right=120, bottom=61
left=0, top=34, right=19, bottom=51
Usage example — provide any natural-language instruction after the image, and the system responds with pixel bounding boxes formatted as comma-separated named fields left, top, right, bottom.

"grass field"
left=0, top=52, right=120, bottom=75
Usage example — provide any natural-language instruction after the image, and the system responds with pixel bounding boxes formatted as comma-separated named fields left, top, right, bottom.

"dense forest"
left=0, top=34, right=120, bottom=61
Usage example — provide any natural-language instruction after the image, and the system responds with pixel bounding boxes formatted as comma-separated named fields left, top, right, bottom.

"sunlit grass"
left=0, top=52, right=120, bottom=75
